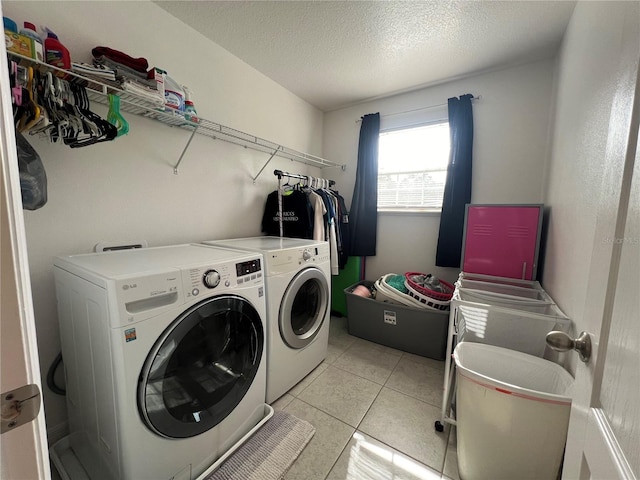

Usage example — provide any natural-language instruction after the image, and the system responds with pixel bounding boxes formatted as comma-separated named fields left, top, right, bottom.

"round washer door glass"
left=280, top=267, right=329, bottom=349
left=138, top=295, right=264, bottom=439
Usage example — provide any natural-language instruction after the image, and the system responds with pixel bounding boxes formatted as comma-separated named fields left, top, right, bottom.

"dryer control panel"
left=265, top=243, right=330, bottom=275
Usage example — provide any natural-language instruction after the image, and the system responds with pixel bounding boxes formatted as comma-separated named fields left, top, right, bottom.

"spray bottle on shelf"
left=183, top=86, right=199, bottom=123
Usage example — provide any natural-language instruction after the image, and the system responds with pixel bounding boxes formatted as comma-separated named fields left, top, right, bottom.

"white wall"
left=2, top=0, right=325, bottom=440
left=323, top=59, right=556, bottom=283
left=542, top=1, right=633, bottom=374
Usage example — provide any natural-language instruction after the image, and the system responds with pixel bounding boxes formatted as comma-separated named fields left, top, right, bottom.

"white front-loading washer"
left=53, top=244, right=267, bottom=480
left=201, top=237, right=330, bottom=403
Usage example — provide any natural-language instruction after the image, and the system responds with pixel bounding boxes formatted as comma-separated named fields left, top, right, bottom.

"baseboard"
left=47, top=421, right=69, bottom=447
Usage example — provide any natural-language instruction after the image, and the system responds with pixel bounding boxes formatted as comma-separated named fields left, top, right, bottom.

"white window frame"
left=377, top=118, right=450, bottom=214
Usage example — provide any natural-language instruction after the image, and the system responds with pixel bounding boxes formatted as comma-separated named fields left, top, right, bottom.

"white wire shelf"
left=8, top=52, right=345, bottom=177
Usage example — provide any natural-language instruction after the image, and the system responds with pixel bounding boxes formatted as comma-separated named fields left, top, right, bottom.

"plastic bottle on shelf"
left=5, top=17, right=35, bottom=59
left=43, top=29, right=70, bottom=69
left=183, top=86, right=199, bottom=123
left=163, top=75, right=185, bottom=113
left=19, top=22, right=43, bottom=62
left=3, top=16, right=18, bottom=33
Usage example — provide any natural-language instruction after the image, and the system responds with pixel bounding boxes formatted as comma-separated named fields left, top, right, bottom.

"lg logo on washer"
left=122, top=283, right=138, bottom=290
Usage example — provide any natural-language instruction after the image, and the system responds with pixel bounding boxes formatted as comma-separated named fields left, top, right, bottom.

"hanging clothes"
left=308, top=190, right=327, bottom=241
left=261, top=188, right=314, bottom=239
left=263, top=170, right=351, bottom=275
left=332, top=190, right=350, bottom=270
left=314, top=188, right=339, bottom=275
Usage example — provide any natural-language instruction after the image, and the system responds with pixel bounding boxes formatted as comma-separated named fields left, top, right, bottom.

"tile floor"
left=272, top=316, right=460, bottom=480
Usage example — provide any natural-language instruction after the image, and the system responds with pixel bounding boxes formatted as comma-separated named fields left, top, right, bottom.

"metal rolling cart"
left=434, top=273, right=570, bottom=432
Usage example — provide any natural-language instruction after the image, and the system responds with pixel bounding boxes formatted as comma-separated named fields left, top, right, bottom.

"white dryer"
left=53, top=244, right=267, bottom=480
left=202, top=237, right=330, bottom=403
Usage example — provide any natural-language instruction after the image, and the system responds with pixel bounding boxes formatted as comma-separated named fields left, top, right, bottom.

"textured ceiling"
left=155, top=1, right=576, bottom=112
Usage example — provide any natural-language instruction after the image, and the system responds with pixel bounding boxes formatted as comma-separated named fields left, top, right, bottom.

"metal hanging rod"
left=274, top=169, right=335, bottom=187
left=356, top=95, right=481, bottom=122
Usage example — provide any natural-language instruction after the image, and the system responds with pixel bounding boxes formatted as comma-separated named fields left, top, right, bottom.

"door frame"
left=0, top=3, right=51, bottom=477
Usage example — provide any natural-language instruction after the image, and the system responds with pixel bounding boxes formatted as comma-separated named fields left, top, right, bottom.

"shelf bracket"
left=252, top=147, right=281, bottom=184
left=173, top=125, right=200, bottom=174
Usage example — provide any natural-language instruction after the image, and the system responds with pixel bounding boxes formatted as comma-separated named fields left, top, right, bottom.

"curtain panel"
left=349, top=113, right=380, bottom=257
left=436, top=94, right=474, bottom=267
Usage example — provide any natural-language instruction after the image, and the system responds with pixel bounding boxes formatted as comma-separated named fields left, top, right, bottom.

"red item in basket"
left=404, top=273, right=454, bottom=301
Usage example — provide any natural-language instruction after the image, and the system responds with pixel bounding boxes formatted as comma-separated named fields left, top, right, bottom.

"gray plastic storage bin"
left=344, top=281, right=448, bottom=359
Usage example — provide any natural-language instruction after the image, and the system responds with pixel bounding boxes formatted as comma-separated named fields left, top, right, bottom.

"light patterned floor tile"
left=287, top=361, right=329, bottom=397
left=270, top=393, right=294, bottom=411
left=298, top=365, right=382, bottom=427
left=402, top=352, right=446, bottom=372
left=359, top=387, right=448, bottom=472
left=442, top=426, right=459, bottom=480
left=332, top=338, right=402, bottom=385
left=283, top=399, right=355, bottom=480
left=327, top=431, right=443, bottom=480
left=385, top=354, right=446, bottom=407
left=325, top=317, right=355, bottom=364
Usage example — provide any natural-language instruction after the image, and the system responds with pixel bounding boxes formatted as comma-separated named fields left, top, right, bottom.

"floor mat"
left=203, top=410, right=315, bottom=480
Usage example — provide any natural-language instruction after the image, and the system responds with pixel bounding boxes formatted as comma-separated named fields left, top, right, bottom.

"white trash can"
left=453, top=342, right=574, bottom=480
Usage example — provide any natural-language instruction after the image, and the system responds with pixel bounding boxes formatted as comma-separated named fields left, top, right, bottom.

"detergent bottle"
left=183, top=86, right=199, bottom=123
left=44, top=28, right=70, bottom=69
left=163, top=75, right=184, bottom=112
left=3, top=16, right=17, bottom=33
left=19, top=22, right=44, bottom=62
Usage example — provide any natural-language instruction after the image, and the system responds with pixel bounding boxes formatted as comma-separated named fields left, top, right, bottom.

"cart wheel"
left=434, top=421, right=444, bottom=432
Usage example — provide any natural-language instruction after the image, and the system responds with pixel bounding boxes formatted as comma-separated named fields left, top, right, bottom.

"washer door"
left=138, top=295, right=264, bottom=439
left=279, top=267, right=329, bottom=349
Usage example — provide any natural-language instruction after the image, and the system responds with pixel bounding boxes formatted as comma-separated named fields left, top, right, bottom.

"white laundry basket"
left=453, top=342, right=574, bottom=480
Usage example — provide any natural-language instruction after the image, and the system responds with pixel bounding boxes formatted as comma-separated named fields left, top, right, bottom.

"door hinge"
left=1, top=384, right=41, bottom=434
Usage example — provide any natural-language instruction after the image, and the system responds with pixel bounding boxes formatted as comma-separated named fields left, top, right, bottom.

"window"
left=377, top=122, right=450, bottom=212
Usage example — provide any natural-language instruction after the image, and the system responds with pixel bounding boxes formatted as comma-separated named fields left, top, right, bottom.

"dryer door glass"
left=280, top=267, right=329, bottom=349
left=138, top=295, right=264, bottom=438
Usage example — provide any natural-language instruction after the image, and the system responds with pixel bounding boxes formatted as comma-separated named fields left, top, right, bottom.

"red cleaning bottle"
left=44, top=30, right=70, bottom=69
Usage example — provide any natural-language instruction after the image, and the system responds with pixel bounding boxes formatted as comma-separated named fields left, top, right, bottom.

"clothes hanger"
left=16, top=67, right=42, bottom=133
left=107, top=94, right=129, bottom=137
left=68, top=83, right=117, bottom=147
left=9, top=61, right=23, bottom=107
left=281, top=176, right=296, bottom=195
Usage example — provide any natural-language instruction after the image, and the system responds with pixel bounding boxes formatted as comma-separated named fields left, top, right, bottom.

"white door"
left=0, top=2, right=51, bottom=477
left=562, top=5, right=640, bottom=478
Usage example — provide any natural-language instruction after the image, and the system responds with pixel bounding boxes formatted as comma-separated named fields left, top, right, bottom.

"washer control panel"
left=184, top=256, right=263, bottom=297
left=235, top=258, right=263, bottom=286
left=203, top=269, right=221, bottom=289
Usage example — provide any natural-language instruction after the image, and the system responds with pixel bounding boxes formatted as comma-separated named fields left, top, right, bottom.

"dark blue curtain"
left=436, top=94, right=474, bottom=267
left=349, top=113, right=380, bottom=257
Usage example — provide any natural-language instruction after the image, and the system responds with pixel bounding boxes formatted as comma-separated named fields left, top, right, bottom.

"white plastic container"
left=456, top=272, right=554, bottom=302
left=457, top=271, right=545, bottom=289
left=374, top=273, right=424, bottom=308
left=456, top=287, right=554, bottom=313
left=452, top=289, right=570, bottom=356
left=454, top=342, right=573, bottom=480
